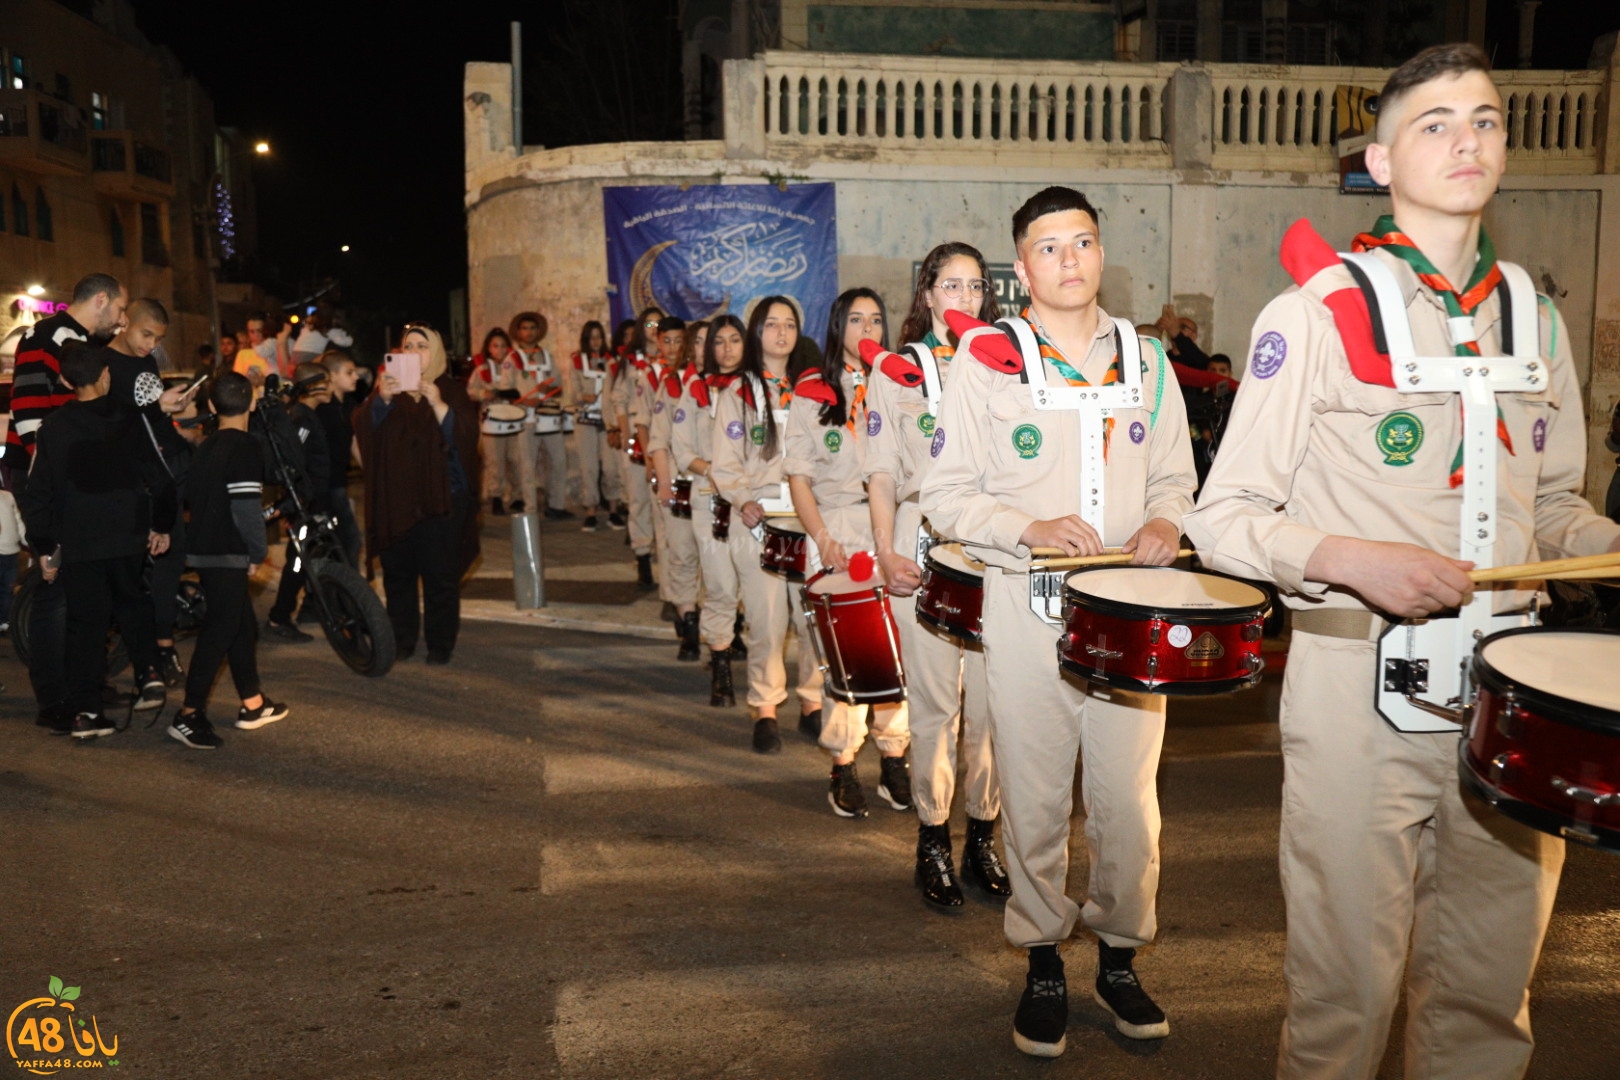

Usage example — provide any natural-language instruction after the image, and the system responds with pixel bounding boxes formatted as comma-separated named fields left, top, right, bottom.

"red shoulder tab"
left=571, top=352, right=586, bottom=370
left=663, top=372, right=683, bottom=398
left=686, top=369, right=711, bottom=408
left=943, top=310, right=1022, bottom=374
left=738, top=378, right=756, bottom=412
left=859, top=340, right=923, bottom=387
left=1280, top=218, right=1391, bottom=388
left=793, top=369, right=838, bottom=406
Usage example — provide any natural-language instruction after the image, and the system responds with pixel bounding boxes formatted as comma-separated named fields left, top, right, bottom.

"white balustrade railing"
left=760, top=52, right=1174, bottom=158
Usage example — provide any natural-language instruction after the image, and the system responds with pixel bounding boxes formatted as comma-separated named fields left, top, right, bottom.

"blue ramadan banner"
left=603, top=183, right=838, bottom=330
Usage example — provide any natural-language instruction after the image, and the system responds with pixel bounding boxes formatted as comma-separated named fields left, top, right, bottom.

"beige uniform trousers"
left=620, top=449, right=654, bottom=556
left=892, top=500, right=998, bottom=826
left=536, top=430, right=570, bottom=512
left=657, top=497, right=700, bottom=608
left=482, top=429, right=536, bottom=505
left=982, top=568, right=1164, bottom=950
left=810, top=503, right=909, bottom=759
left=694, top=495, right=740, bottom=652
left=571, top=424, right=619, bottom=510
left=733, top=523, right=822, bottom=712
left=1275, top=632, right=1563, bottom=1080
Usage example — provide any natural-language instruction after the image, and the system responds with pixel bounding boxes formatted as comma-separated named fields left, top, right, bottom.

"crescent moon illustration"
left=630, top=240, right=677, bottom=315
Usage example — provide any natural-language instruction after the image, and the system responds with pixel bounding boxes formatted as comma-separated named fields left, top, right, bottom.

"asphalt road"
left=2, top=579, right=1617, bottom=1078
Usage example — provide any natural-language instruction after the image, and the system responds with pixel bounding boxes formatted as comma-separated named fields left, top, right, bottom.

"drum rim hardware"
left=1059, top=565, right=1271, bottom=626
left=1473, top=626, right=1620, bottom=736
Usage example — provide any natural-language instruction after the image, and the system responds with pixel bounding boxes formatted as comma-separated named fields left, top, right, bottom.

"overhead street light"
left=25, top=284, right=45, bottom=297
left=254, top=141, right=271, bottom=155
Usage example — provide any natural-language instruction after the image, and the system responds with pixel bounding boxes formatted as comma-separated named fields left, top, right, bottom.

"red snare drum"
left=1461, top=627, right=1620, bottom=853
left=672, top=477, right=693, bottom=520
left=1058, top=566, right=1269, bottom=695
left=802, top=567, right=907, bottom=705
left=628, top=433, right=645, bottom=465
left=711, top=496, right=731, bottom=541
left=916, top=542, right=985, bottom=644
left=760, top=517, right=809, bottom=581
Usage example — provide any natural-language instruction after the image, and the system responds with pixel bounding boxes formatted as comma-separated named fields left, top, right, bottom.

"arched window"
left=110, top=207, right=125, bottom=257
left=34, top=187, right=52, bottom=241
left=12, top=184, right=28, bottom=237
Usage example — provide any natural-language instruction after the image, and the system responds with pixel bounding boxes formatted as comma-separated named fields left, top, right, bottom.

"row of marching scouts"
left=503, top=45, right=1620, bottom=1078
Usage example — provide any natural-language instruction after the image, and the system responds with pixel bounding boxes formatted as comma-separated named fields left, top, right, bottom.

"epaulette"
left=793, top=369, right=838, bottom=405
left=1280, top=219, right=1390, bottom=387
left=858, top=339, right=924, bottom=387
left=943, top=310, right=1023, bottom=374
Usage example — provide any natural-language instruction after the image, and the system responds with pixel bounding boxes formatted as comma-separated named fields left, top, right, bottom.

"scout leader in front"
left=921, top=186, right=1197, bottom=1059
left=1184, top=43, right=1620, bottom=1080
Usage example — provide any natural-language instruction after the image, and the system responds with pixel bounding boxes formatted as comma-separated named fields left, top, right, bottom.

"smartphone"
left=384, top=352, right=422, bottom=392
left=184, top=372, right=210, bottom=397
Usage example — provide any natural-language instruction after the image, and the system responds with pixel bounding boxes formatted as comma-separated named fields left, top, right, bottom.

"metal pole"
left=512, top=511, right=545, bottom=609
left=511, top=21, right=523, bottom=151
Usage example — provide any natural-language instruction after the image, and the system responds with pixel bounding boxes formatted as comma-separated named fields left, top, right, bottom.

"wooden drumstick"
left=1468, top=552, right=1620, bottom=584
left=1029, top=548, right=1196, bottom=571
left=1534, top=567, right=1620, bottom=582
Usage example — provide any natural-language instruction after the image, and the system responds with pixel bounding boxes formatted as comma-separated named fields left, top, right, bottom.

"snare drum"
left=579, top=404, right=605, bottom=428
left=1461, top=627, right=1620, bottom=853
left=916, top=542, right=986, bottom=643
left=802, top=567, right=907, bottom=705
left=1058, top=566, right=1270, bottom=695
left=760, top=517, right=809, bottom=580
left=533, top=407, right=567, bottom=435
left=672, top=477, right=693, bottom=520
left=481, top=403, right=528, bottom=436
left=627, top=433, right=645, bottom=465
left=711, top=496, right=731, bottom=541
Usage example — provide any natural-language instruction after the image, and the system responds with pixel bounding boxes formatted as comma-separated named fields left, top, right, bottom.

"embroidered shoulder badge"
left=726, top=420, right=745, bottom=441
left=1376, top=411, right=1423, bottom=466
left=917, top=412, right=936, bottom=437
left=1011, top=423, right=1042, bottom=460
left=824, top=429, right=843, bottom=453
left=1251, top=331, right=1287, bottom=379
left=867, top=410, right=882, bottom=437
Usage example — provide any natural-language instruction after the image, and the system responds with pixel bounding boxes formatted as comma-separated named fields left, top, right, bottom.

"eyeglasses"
left=934, top=278, right=990, bottom=298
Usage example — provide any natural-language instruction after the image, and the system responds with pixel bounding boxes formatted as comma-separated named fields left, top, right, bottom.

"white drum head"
left=1067, top=566, right=1266, bottom=610
left=486, top=403, right=527, bottom=422
left=928, top=542, right=985, bottom=580
left=1481, top=631, right=1620, bottom=713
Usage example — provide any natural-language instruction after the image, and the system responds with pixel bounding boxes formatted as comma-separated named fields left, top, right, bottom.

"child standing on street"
left=169, top=371, right=290, bottom=750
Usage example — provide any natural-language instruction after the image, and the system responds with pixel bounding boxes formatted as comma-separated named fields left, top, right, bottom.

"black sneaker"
left=607, top=511, right=627, bottom=530
left=877, top=755, right=913, bottom=810
left=798, top=708, right=822, bottom=741
left=425, top=649, right=451, bottom=666
left=264, top=618, right=314, bottom=643
left=167, top=712, right=223, bottom=749
left=236, top=700, right=289, bottom=730
left=543, top=507, right=575, bottom=521
left=491, top=498, right=507, bottom=516
left=37, top=704, right=71, bottom=735
left=157, top=646, right=185, bottom=687
left=71, top=713, right=115, bottom=740
left=828, top=762, right=868, bottom=819
left=509, top=499, right=526, bottom=514
left=1014, top=949, right=1068, bottom=1058
left=965, top=816, right=1012, bottom=897
left=916, top=824, right=965, bottom=909
left=752, top=716, right=782, bottom=754
left=581, top=515, right=599, bottom=532
left=1094, top=943, right=1170, bottom=1039
left=134, top=668, right=167, bottom=712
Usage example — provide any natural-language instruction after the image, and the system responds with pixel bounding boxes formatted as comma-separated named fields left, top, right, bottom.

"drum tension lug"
left=1550, top=776, right=1618, bottom=807
left=1383, top=657, right=1429, bottom=694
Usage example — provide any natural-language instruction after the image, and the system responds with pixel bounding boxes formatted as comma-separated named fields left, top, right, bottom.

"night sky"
left=130, top=0, right=1618, bottom=348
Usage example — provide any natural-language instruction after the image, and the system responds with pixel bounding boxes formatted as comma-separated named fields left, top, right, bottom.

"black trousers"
left=25, top=571, right=67, bottom=709
left=61, top=554, right=160, bottom=716
left=268, top=536, right=304, bottom=624
left=148, top=515, right=186, bottom=641
left=185, top=567, right=261, bottom=712
left=379, top=492, right=468, bottom=655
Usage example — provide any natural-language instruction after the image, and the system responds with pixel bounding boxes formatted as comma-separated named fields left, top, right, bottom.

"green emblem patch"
left=917, top=412, right=936, bottom=437
left=1011, top=423, right=1042, bottom=460
left=824, top=429, right=843, bottom=453
left=750, top=425, right=765, bottom=446
left=1376, top=411, right=1423, bottom=466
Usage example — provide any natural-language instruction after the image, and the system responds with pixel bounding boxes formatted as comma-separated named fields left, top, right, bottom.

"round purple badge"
left=1251, top=331, right=1287, bottom=379
left=1532, top=417, right=1546, bottom=452
left=930, top=427, right=946, bottom=459
left=653, top=400, right=665, bottom=414
left=725, top=419, right=745, bottom=441
left=867, top=410, right=883, bottom=438
left=1129, top=420, right=1146, bottom=444
left=673, top=407, right=686, bottom=424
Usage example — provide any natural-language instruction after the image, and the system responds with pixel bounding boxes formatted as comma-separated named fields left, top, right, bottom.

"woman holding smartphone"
left=866, top=243, right=1008, bottom=907
left=352, top=323, right=480, bottom=664
left=784, top=289, right=911, bottom=819
left=708, top=298, right=823, bottom=752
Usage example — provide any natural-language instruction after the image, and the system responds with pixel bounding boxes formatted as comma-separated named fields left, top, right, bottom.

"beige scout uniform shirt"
left=561, top=352, right=611, bottom=412
left=862, top=343, right=952, bottom=504
left=646, top=369, right=683, bottom=457
left=607, top=354, right=637, bottom=428
left=708, top=376, right=790, bottom=508
left=630, top=360, right=665, bottom=432
left=921, top=310, right=1196, bottom=571
left=670, top=375, right=720, bottom=493
left=783, top=368, right=869, bottom=511
left=1184, top=248, right=1620, bottom=611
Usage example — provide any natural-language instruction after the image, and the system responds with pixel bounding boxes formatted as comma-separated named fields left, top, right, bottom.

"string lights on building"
left=213, top=176, right=237, bottom=260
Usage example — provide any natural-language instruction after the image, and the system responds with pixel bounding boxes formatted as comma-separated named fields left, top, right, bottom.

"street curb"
left=459, top=600, right=672, bottom=640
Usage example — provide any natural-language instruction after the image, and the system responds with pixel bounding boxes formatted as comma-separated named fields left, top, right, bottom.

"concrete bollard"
left=511, top=511, right=545, bottom=609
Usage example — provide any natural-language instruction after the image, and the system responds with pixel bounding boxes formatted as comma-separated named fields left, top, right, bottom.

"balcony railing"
left=90, top=131, right=176, bottom=197
left=745, top=53, right=1609, bottom=175
left=0, top=89, right=88, bottom=175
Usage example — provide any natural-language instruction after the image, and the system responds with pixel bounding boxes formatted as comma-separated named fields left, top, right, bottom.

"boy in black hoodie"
left=168, top=371, right=290, bottom=750
left=19, top=344, right=172, bottom=739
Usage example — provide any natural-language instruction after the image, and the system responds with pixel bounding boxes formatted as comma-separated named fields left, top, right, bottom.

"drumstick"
left=1030, top=548, right=1196, bottom=570
left=1535, top=568, right=1620, bottom=582
left=1469, top=552, right=1620, bottom=584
